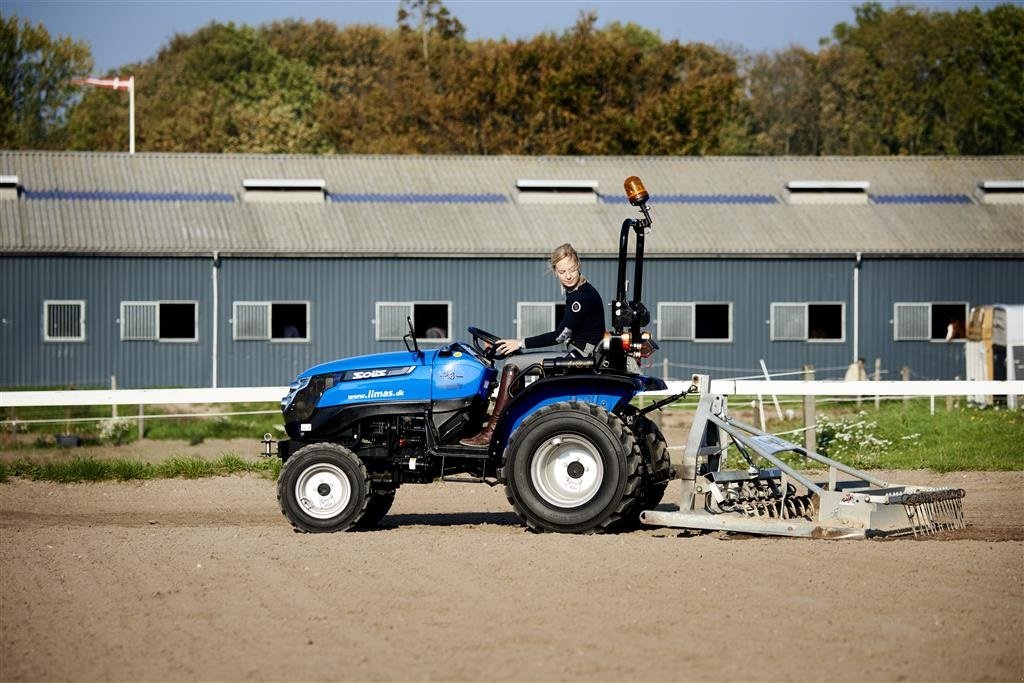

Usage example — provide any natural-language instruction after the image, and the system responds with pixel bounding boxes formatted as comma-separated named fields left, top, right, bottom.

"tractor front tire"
left=278, top=443, right=370, bottom=533
left=503, top=401, right=640, bottom=533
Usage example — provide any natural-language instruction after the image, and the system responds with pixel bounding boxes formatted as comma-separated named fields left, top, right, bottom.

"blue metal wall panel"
left=1, top=256, right=211, bottom=388
left=860, top=259, right=1024, bottom=381
left=4, top=254, right=1021, bottom=388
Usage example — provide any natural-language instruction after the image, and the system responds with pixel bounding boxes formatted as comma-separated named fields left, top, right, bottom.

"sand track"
left=1, top=470, right=1022, bottom=682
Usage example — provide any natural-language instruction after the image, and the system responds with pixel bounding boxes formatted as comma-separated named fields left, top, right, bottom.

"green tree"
left=66, top=22, right=325, bottom=153
left=397, top=0, right=465, bottom=61
left=817, top=2, right=1023, bottom=154
left=0, top=15, right=92, bottom=148
left=747, top=47, right=822, bottom=155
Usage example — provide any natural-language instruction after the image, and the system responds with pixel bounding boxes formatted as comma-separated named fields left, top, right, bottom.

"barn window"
left=517, top=302, right=566, bottom=340
left=120, top=301, right=197, bottom=342
left=893, top=302, right=968, bottom=341
left=376, top=302, right=451, bottom=342
left=771, top=302, right=844, bottom=342
left=658, top=302, right=732, bottom=342
left=43, top=300, right=85, bottom=342
left=233, top=302, right=309, bottom=341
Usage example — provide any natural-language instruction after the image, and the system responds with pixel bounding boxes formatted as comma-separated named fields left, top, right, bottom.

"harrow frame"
left=640, top=376, right=966, bottom=539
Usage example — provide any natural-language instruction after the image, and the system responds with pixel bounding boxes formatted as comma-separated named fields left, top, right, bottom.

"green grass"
left=3, top=398, right=283, bottom=448
left=4, top=392, right=1021, bottom=482
left=649, top=395, right=1023, bottom=473
left=0, top=454, right=281, bottom=483
left=856, top=402, right=1023, bottom=471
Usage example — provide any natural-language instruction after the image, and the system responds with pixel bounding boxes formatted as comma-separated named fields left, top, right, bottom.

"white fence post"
left=874, top=358, right=882, bottom=410
left=803, top=365, right=816, bottom=453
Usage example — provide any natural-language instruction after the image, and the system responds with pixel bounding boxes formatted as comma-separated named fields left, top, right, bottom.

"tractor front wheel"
left=503, top=401, right=640, bottom=533
left=278, top=443, right=370, bottom=533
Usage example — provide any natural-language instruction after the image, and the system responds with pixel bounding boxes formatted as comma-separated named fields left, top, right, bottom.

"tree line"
left=2, top=1, right=1021, bottom=155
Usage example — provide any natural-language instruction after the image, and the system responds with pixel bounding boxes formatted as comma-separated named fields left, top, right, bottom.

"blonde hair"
left=550, top=243, right=586, bottom=285
left=550, top=243, right=579, bottom=270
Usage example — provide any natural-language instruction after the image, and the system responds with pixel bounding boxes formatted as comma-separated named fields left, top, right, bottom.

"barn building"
left=1, top=151, right=1021, bottom=389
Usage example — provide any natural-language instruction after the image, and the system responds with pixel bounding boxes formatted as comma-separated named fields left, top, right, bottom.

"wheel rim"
left=294, top=462, right=352, bottom=520
left=530, top=434, right=604, bottom=508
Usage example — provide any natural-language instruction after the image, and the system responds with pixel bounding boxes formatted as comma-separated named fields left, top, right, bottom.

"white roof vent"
left=0, top=175, right=19, bottom=201
left=242, top=178, right=326, bottom=204
left=516, top=179, right=598, bottom=205
left=785, top=180, right=870, bottom=205
left=977, top=180, right=1024, bottom=205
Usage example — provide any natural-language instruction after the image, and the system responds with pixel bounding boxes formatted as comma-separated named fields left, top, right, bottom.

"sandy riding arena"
left=1, top=442, right=1021, bottom=682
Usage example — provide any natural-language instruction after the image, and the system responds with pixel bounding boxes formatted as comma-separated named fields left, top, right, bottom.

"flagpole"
left=70, top=75, right=136, bottom=154
left=129, top=76, right=135, bottom=155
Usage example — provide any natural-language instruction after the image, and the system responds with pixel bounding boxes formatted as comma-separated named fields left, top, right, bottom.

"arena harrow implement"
left=640, top=375, right=966, bottom=539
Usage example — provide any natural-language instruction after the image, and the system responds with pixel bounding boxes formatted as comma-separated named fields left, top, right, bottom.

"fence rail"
left=2, top=380, right=1021, bottom=408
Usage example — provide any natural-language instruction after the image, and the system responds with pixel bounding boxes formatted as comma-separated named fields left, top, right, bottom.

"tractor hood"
left=299, top=350, right=434, bottom=379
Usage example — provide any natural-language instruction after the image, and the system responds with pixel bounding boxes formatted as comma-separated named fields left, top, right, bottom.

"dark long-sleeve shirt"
left=524, top=281, right=605, bottom=351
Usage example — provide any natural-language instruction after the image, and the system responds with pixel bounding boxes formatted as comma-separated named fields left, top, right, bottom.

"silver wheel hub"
left=531, top=435, right=604, bottom=507
left=295, top=462, right=351, bottom=520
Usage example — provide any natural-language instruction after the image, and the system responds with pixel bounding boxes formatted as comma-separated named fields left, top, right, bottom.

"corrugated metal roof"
left=0, top=151, right=1021, bottom=257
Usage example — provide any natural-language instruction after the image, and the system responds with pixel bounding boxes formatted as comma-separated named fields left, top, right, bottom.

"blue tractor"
left=274, top=176, right=680, bottom=533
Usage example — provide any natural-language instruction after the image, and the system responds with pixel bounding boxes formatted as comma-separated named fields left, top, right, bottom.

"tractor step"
left=433, top=443, right=492, bottom=459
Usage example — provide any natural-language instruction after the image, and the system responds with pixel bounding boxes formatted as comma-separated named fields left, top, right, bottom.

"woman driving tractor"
left=460, top=242, right=605, bottom=446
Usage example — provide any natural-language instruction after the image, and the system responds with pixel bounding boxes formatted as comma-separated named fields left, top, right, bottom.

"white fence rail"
left=2, top=381, right=1021, bottom=408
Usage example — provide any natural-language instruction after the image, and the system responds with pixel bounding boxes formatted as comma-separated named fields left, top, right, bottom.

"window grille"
left=121, top=302, right=158, bottom=340
left=658, top=303, right=694, bottom=340
left=893, top=303, right=931, bottom=340
left=771, top=303, right=806, bottom=341
left=233, top=302, right=271, bottom=340
left=43, top=300, right=85, bottom=342
left=376, top=303, right=414, bottom=340
left=517, top=302, right=556, bottom=340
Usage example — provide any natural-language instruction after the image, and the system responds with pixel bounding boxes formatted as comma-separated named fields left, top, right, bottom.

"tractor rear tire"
left=635, top=417, right=674, bottom=510
left=503, top=401, right=640, bottom=533
left=278, top=442, right=370, bottom=533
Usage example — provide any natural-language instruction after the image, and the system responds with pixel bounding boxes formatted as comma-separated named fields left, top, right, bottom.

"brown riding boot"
left=460, top=364, right=520, bottom=447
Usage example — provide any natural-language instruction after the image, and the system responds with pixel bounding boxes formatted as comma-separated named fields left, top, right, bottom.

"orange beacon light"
left=624, top=176, right=649, bottom=206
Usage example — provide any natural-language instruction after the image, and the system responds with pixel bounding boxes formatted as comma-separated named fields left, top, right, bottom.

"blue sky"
left=4, top=0, right=1007, bottom=74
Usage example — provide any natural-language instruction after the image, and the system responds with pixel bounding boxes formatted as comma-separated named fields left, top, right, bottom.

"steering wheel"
left=467, top=326, right=512, bottom=362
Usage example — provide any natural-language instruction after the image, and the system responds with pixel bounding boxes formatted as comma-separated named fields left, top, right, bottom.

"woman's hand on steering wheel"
left=467, top=326, right=512, bottom=361
left=495, top=339, right=522, bottom=356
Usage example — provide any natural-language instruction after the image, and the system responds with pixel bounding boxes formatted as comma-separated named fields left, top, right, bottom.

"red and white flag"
left=71, top=76, right=133, bottom=91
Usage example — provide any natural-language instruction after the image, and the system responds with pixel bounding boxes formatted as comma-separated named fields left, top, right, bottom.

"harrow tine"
left=956, top=494, right=963, bottom=529
left=906, top=501, right=919, bottom=538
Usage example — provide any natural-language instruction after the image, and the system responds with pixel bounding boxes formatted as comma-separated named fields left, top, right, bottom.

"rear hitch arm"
left=635, top=379, right=699, bottom=419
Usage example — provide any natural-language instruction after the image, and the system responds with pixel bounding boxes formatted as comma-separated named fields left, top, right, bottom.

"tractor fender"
left=493, top=373, right=644, bottom=450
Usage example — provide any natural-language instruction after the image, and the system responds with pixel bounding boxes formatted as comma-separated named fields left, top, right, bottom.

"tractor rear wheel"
left=357, top=486, right=397, bottom=529
left=503, top=401, right=640, bottom=533
left=635, top=417, right=674, bottom=510
left=278, top=442, right=370, bottom=533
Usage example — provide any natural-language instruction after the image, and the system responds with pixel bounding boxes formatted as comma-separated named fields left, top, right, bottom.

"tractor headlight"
left=281, top=376, right=311, bottom=413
